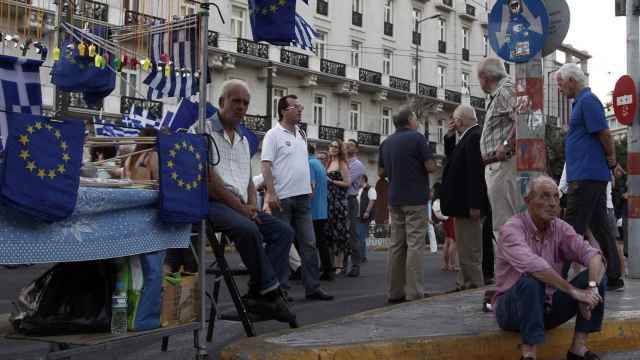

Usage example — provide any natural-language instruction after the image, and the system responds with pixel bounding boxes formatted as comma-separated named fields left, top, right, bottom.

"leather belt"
left=482, top=151, right=514, bottom=166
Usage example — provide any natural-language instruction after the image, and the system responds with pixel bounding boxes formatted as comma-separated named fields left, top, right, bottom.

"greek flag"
left=0, top=55, right=43, bottom=152
left=143, top=22, right=199, bottom=100
left=94, top=121, right=140, bottom=137
left=292, top=13, right=318, bottom=51
left=122, top=105, right=161, bottom=129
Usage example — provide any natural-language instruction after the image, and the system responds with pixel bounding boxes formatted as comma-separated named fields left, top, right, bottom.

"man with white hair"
left=556, top=63, right=625, bottom=291
left=477, top=58, right=524, bottom=247
left=441, top=104, right=488, bottom=290
left=494, top=175, right=606, bottom=360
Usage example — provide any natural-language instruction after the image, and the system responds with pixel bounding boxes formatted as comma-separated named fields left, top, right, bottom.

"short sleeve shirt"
left=480, top=77, right=516, bottom=157
left=565, top=88, right=610, bottom=182
left=261, top=123, right=312, bottom=199
left=379, top=128, right=432, bottom=207
left=309, top=156, right=328, bottom=220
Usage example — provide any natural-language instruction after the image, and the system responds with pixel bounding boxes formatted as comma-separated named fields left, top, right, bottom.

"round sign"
left=613, top=75, right=637, bottom=126
left=488, top=0, right=550, bottom=63
left=541, top=0, right=570, bottom=57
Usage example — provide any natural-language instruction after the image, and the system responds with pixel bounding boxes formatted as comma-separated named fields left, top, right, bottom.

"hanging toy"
left=160, top=53, right=169, bottom=64
left=78, top=42, right=86, bottom=56
left=142, top=58, right=151, bottom=71
left=94, top=53, right=102, bottom=68
left=88, top=44, right=96, bottom=57
left=103, top=53, right=110, bottom=69
left=52, top=47, right=61, bottom=61
left=164, top=62, right=171, bottom=77
left=20, top=38, right=32, bottom=57
left=34, top=42, right=48, bottom=61
left=122, top=54, right=128, bottom=67
left=130, top=57, right=138, bottom=70
left=114, top=57, right=122, bottom=72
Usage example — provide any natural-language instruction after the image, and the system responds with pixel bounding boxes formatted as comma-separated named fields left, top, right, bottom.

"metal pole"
left=266, top=61, right=273, bottom=123
left=625, top=0, right=640, bottom=278
left=196, top=2, right=209, bottom=357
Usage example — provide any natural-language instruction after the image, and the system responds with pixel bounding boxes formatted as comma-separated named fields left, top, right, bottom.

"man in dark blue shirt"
left=557, top=63, right=625, bottom=291
left=378, top=106, right=436, bottom=303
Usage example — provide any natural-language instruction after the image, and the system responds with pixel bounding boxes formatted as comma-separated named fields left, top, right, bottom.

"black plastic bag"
left=10, top=260, right=115, bottom=336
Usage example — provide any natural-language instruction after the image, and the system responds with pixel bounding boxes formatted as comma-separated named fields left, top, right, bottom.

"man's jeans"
left=207, top=201, right=293, bottom=294
left=565, top=180, right=622, bottom=280
left=495, top=271, right=606, bottom=345
left=356, top=221, right=369, bottom=260
left=272, top=195, right=321, bottom=295
left=347, top=195, right=362, bottom=268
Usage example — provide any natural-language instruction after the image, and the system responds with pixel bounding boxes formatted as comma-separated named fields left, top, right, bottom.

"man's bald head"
left=452, top=104, right=477, bottom=134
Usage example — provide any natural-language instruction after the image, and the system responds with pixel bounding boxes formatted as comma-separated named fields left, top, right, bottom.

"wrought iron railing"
left=359, top=68, right=382, bottom=85
left=384, top=22, right=394, bottom=36
left=466, top=4, right=476, bottom=17
left=352, top=11, right=363, bottom=27
left=445, top=89, right=462, bottom=103
left=419, top=84, right=438, bottom=98
left=462, top=48, right=470, bottom=61
left=124, top=10, right=164, bottom=26
left=470, top=96, right=486, bottom=110
left=412, top=31, right=421, bottom=46
left=319, top=125, right=344, bottom=141
left=321, top=59, right=346, bottom=77
left=438, top=40, right=447, bottom=54
left=120, top=96, right=163, bottom=120
left=280, top=49, right=309, bottom=68
left=389, top=76, right=410, bottom=92
left=243, top=115, right=271, bottom=133
left=208, top=31, right=219, bottom=48
left=317, top=0, right=329, bottom=16
left=237, top=38, right=269, bottom=59
left=357, top=131, right=380, bottom=146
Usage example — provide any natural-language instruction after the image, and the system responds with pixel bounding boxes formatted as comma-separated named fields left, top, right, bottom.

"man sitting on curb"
left=494, top=176, right=606, bottom=360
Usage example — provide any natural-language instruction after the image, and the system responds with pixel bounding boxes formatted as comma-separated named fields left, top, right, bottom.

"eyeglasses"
left=286, top=104, right=304, bottom=111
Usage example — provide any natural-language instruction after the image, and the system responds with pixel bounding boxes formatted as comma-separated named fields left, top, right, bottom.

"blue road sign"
left=488, top=0, right=549, bottom=63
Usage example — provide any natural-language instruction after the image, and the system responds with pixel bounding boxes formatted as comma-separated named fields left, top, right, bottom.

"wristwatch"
left=588, top=281, right=598, bottom=288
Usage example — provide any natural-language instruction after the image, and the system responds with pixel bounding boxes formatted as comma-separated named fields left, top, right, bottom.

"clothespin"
left=130, top=57, right=139, bottom=70
left=52, top=47, right=61, bottom=61
left=88, top=44, right=96, bottom=57
left=78, top=42, right=86, bottom=56
left=164, top=62, right=171, bottom=77
left=142, top=58, right=151, bottom=71
left=114, top=57, right=122, bottom=72
left=94, top=53, right=102, bottom=68
left=122, top=54, right=128, bottom=67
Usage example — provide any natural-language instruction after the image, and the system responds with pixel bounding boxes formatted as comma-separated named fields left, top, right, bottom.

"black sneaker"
left=607, top=277, right=624, bottom=292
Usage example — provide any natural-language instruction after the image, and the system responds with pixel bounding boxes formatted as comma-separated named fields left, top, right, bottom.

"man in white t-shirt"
left=357, top=174, right=377, bottom=264
left=261, top=94, right=333, bottom=301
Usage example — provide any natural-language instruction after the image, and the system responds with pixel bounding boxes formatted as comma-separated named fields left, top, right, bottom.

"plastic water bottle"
left=110, top=281, right=128, bottom=335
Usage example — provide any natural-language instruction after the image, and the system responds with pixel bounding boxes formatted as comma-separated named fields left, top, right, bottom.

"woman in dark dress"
left=325, top=139, right=351, bottom=276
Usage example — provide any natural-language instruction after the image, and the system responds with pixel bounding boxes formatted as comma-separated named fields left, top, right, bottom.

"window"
left=382, top=49, right=393, bottom=75
left=384, top=0, right=393, bottom=23
left=413, top=8, right=422, bottom=32
left=352, top=0, right=363, bottom=13
left=272, top=88, right=287, bottom=121
left=179, top=4, right=195, bottom=17
left=314, top=31, right=327, bottom=58
left=462, top=28, right=470, bottom=50
left=350, top=102, right=360, bottom=131
left=412, top=57, right=419, bottom=83
left=231, top=6, right=245, bottom=39
left=119, top=72, right=137, bottom=97
left=313, top=95, right=326, bottom=126
left=439, top=18, right=447, bottom=42
left=462, top=72, right=470, bottom=94
left=351, top=40, right=362, bottom=67
left=484, top=33, right=488, bottom=57
left=382, top=107, right=392, bottom=135
left=438, top=127, right=444, bottom=144
left=437, top=65, right=446, bottom=88
left=124, top=0, right=139, bottom=11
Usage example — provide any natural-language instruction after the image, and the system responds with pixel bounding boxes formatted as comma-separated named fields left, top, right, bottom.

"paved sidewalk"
left=222, top=280, right=640, bottom=360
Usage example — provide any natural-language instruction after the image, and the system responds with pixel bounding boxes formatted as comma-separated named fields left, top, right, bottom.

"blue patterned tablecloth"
left=0, top=187, right=192, bottom=264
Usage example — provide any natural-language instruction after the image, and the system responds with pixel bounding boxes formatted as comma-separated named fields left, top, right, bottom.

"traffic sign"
left=541, top=0, right=570, bottom=57
left=613, top=75, right=637, bottom=126
left=488, top=0, right=550, bottom=63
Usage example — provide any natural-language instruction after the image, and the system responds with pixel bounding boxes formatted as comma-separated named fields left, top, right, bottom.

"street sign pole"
left=626, top=0, right=640, bottom=278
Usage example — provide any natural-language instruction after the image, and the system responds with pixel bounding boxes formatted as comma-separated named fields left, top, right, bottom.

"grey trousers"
left=455, top=216, right=484, bottom=289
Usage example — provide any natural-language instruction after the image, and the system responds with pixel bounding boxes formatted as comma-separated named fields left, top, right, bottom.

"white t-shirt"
left=261, top=122, right=312, bottom=199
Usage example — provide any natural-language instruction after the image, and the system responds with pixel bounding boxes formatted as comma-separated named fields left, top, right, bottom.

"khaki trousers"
left=455, top=217, right=484, bottom=289
left=484, top=156, right=524, bottom=241
left=387, top=205, right=428, bottom=301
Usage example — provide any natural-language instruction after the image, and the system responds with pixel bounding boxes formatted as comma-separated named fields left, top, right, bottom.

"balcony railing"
left=71, top=0, right=109, bottom=22
left=359, top=68, right=382, bottom=85
left=412, top=31, right=421, bottom=46
left=237, top=38, right=269, bottom=59
left=69, top=92, right=102, bottom=110
left=389, top=76, right=410, bottom=92
left=319, top=125, right=344, bottom=141
left=280, top=49, right=309, bottom=68
left=243, top=115, right=271, bottom=133
left=466, top=4, right=476, bottom=17
left=120, top=96, right=163, bottom=120
left=462, top=48, right=470, bottom=61
left=208, top=31, right=219, bottom=48
left=384, top=22, right=394, bottom=36
left=419, top=83, right=438, bottom=98
left=124, top=10, right=164, bottom=26
left=317, top=0, right=329, bottom=16
left=470, top=96, right=486, bottom=109
left=352, top=11, right=363, bottom=27
left=358, top=131, right=381, bottom=146
left=438, top=40, right=447, bottom=54
left=320, top=59, right=346, bottom=77
left=445, top=89, right=462, bottom=103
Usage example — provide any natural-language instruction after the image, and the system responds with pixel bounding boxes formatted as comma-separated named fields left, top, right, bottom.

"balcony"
left=412, top=31, right=421, bottom=46
left=237, top=38, right=269, bottom=59
left=208, top=31, right=219, bottom=48
left=445, top=89, right=462, bottom=103
left=352, top=11, right=363, bottom=27
left=317, top=0, right=329, bottom=16
left=389, top=76, right=410, bottom=92
left=359, top=68, right=382, bottom=85
left=462, top=48, right=470, bottom=61
left=460, top=4, right=476, bottom=21
left=470, top=96, right=486, bottom=110
left=243, top=115, right=271, bottom=133
left=384, top=22, right=394, bottom=37
left=320, top=59, right=346, bottom=77
left=71, top=0, right=109, bottom=22
left=319, top=125, right=344, bottom=142
left=124, top=10, right=164, bottom=26
left=120, top=96, right=163, bottom=120
left=281, top=49, right=309, bottom=68
left=357, top=131, right=381, bottom=147
left=436, top=0, right=454, bottom=11
left=438, top=40, right=447, bottom=54
left=419, top=83, right=438, bottom=98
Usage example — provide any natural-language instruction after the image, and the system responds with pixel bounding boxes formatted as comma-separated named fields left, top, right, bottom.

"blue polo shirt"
left=308, top=155, right=328, bottom=220
left=565, top=87, right=610, bottom=182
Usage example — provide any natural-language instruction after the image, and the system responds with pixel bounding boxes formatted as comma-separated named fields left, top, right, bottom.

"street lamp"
left=414, top=14, right=440, bottom=146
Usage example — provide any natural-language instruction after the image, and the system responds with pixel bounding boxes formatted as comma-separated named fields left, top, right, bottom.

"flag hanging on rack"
left=165, top=98, right=216, bottom=132
left=249, top=0, right=296, bottom=45
left=93, top=120, right=141, bottom=137
left=122, top=105, right=161, bottom=129
left=0, top=55, right=43, bottom=153
left=292, top=13, right=319, bottom=51
left=143, top=21, right=199, bottom=100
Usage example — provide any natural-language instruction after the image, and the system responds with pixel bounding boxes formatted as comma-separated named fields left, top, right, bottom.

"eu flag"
left=0, top=113, right=85, bottom=222
left=249, top=0, right=296, bottom=45
left=157, top=132, right=208, bottom=224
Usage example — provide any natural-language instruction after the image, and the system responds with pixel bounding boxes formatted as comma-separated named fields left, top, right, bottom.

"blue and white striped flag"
left=122, top=105, right=161, bottom=129
left=143, top=21, right=199, bottom=100
left=94, top=121, right=141, bottom=137
left=0, top=55, right=43, bottom=151
left=292, top=13, right=318, bottom=51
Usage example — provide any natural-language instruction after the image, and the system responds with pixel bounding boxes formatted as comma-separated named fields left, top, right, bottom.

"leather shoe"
left=386, top=297, right=406, bottom=304
left=347, top=266, right=360, bottom=277
left=566, top=350, right=600, bottom=360
left=305, top=288, right=334, bottom=301
left=320, top=272, right=335, bottom=281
